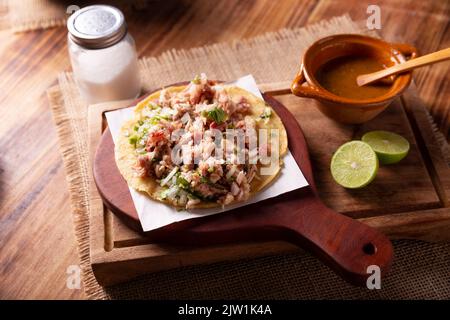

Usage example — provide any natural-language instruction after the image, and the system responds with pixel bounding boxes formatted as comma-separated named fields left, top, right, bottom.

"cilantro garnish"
left=207, top=107, right=227, bottom=124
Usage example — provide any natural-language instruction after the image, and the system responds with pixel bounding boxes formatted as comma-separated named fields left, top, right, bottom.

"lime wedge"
left=330, top=141, right=378, bottom=189
left=362, top=131, right=410, bottom=164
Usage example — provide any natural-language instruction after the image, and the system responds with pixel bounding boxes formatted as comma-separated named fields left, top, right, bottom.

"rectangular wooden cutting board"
left=88, top=82, right=450, bottom=286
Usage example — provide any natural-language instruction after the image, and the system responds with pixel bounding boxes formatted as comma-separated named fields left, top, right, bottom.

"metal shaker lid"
left=67, top=5, right=127, bottom=49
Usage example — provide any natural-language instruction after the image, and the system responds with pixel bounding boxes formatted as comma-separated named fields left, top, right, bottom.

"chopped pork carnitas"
left=126, top=74, right=265, bottom=208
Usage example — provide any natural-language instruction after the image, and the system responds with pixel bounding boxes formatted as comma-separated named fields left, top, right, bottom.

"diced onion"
left=166, top=186, right=180, bottom=200
left=161, top=107, right=175, bottom=117
left=178, top=192, right=187, bottom=205
left=160, top=167, right=179, bottom=186
left=226, top=165, right=237, bottom=180
left=181, top=112, right=191, bottom=124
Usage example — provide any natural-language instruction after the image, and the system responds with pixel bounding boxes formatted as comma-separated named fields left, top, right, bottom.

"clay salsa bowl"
left=291, top=34, right=418, bottom=124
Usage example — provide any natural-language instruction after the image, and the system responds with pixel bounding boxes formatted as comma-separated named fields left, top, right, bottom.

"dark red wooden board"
left=93, top=90, right=393, bottom=285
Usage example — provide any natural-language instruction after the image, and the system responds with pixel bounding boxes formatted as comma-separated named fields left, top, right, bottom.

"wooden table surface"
left=0, top=0, right=448, bottom=299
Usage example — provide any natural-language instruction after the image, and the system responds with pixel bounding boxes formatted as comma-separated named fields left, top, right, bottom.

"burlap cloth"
left=48, top=15, right=450, bottom=299
left=0, top=0, right=149, bottom=32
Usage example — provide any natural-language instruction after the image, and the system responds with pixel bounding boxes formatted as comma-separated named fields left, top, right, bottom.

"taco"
left=115, top=74, right=288, bottom=209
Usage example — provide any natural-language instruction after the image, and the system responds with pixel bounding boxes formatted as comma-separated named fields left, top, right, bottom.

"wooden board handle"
left=281, top=200, right=394, bottom=285
left=151, top=188, right=393, bottom=286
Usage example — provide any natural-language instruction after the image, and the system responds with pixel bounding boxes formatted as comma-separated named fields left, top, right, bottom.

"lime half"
left=330, top=141, right=378, bottom=189
left=362, top=131, right=410, bottom=164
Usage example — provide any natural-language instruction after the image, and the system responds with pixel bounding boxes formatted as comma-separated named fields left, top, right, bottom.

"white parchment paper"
left=105, top=75, right=308, bottom=231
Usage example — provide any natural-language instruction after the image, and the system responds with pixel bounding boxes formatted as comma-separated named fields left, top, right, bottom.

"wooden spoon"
left=357, top=47, right=450, bottom=86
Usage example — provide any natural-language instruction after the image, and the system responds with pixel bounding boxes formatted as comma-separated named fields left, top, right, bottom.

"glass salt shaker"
left=67, top=5, right=141, bottom=104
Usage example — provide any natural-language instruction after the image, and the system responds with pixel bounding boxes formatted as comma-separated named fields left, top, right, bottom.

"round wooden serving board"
left=93, top=86, right=393, bottom=285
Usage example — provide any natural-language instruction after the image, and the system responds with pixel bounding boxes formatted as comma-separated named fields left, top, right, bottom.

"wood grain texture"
left=278, top=95, right=441, bottom=217
left=0, top=0, right=448, bottom=298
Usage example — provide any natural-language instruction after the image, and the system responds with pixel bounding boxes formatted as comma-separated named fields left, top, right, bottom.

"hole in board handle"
left=362, top=242, right=377, bottom=255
